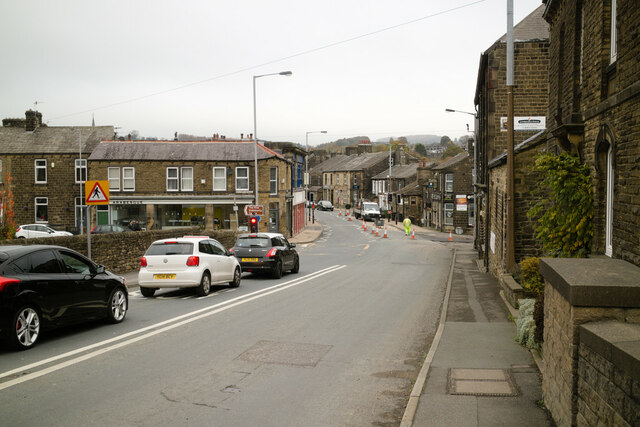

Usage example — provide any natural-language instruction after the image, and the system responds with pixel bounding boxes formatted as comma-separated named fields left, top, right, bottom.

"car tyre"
left=229, top=267, right=241, bottom=288
left=140, top=287, right=156, bottom=297
left=197, top=272, right=211, bottom=296
left=17, top=236, right=25, bottom=239
left=106, top=287, right=128, bottom=324
left=291, top=256, right=299, bottom=274
left=272, top=260, right=283, bottom=279
left=10, top=306, right=40, bottom=350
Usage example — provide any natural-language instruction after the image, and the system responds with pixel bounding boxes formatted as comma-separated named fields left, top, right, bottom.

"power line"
left=48, top=0, right=487, bottom=122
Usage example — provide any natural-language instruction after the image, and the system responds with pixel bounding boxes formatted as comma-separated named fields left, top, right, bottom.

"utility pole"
left=506, top=0, right=516, bottom=272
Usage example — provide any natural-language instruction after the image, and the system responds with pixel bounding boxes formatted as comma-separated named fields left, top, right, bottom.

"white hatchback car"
left=15, top=224, right=73, bottom=239
left=138, top=236, right=241, bottom=297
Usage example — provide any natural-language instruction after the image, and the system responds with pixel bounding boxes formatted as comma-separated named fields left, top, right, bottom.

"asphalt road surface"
left=0, top=211, right=454, bottom=426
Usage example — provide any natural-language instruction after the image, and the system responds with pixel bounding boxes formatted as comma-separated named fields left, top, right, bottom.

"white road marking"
left=0, top=265, right=346, bottom=391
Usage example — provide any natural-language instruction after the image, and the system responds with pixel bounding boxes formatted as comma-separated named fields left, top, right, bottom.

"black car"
left=91, top=224, right=132, bottom=234
left=231, top=233, right=299, bottom=279
left=0, top=245, right=128, bottom=350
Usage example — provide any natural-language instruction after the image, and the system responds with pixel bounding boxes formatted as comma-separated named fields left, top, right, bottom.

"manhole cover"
left=237, top=340, right=332, bottom=367
left=448, top=368, right=518, bottom=397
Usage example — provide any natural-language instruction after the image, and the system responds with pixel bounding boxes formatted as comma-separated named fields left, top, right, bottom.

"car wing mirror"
left=290, top=243, right=296, bottom=248
left=95, top=265, right=106, bottom=274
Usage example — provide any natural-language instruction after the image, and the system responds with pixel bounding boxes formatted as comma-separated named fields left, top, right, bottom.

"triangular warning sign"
left=86, top=182, right=109, bottom=203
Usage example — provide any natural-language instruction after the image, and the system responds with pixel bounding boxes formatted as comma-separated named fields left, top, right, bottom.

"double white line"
left=0, top=265, right=346, bottom=391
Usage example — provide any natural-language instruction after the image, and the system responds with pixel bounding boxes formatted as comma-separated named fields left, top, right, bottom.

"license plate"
left=242, top=258, right=258, bottom=262
left=154, top=274, right=176, bottom=279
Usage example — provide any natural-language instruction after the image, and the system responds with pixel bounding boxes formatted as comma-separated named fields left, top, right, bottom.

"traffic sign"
left=244, top=205, right=264, bottom=216
left=85, top=181, right=109, bottom=205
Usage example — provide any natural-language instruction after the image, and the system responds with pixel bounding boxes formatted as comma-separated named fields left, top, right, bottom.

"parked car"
left=91, top=224, right=132, bottom=234
left=0, top=245, right=128, bottom=350
left=231, top=233, right=299, bottom=279
left=316, top=200, right=334, bottom=211
left=138, top=236, right=241, bottom=297
left=15, top=224, right=73, bottom=239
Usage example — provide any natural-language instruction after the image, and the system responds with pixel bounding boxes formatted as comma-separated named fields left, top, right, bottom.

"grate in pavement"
left=448, top=368, right=518, bottom=397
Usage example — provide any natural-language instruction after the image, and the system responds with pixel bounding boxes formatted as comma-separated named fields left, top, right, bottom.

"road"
left=0, top=211, right=454, bottom=426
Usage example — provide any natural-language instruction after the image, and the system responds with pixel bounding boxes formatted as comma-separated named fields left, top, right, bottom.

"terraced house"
left=87, top=139, right=294, bottom=235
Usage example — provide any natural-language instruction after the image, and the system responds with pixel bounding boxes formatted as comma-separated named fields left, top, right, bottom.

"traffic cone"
left=347, top=213, right=352, bottom=221
left=363, top=220, right=367, bottom=230
left=411, top=228, right=416, bottom=240
left=371, top=226, right=376, bottom=234
left=449, top=230, right=453, bottom=242
left=338, top=210, right=342, bottom=216
left=383, top=227, right=388, bottom=238
left=375, top=228, right=380, bottom=237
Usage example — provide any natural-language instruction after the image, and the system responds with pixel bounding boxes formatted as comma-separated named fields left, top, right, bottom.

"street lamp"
left=305, top=130, right=327, bottom=221
left=253, top=71, right=293, bottom=211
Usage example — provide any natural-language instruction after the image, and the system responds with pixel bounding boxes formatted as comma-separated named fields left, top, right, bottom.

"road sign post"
left=84, top=181, right=110, bottom=258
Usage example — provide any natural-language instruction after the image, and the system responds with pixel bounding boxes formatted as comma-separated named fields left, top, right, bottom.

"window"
left=444, top=203, right=454, bottom=226
left=0, top=159, right=3, bottom=183
left=35, top=159, right=47, bottom=183
left=60, top=251, right=93, bottom=275
left=123, top=167, right=135, bottom=191
left=75, top=197, right=86, bottom=229
left=270, top=167, right=278, bottom=194
left=236, top=167, right=249, bottom=191
left=445, top=173, right=454, bottom=192
left=610, top=0, right=617, bottom=64
left=75, top=159, right=87, bottom=183
left=410, top=197, right=417, bottom=206
left=108, top=167, right=120, bottom=191
left=35, top=197, right=48, bottom=222
left=468, top=198, right=475, bottom=227
left=167, top=167, right=179, bottom=191
left=213, top=167, right=226, bottom=191
left=605, top=145, right=614, bottom=256
left=30, top=250, right=62, bottom=274
left=181, top=167, right=193, bottom=191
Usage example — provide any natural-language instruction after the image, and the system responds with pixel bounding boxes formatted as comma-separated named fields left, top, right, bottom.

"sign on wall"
left=456, top=195, right=468, bottom=211
left=500, top=116, right=546, bottom=131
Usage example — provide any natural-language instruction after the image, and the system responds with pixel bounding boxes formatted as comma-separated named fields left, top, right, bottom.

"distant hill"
left=315, top=136, right=370, bottom=151
left=375, top=135, right=442, bottom=145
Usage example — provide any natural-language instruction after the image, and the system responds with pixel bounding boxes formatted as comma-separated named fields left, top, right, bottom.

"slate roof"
left=433, top=152, right=470, bottom=170
left=0, top=125, right=114, bottom=154
left=323, top=152, right=389, bottom=172
left=89, top=140, right=285, bottom=161
left=309, top=155, right=349, bottom=174
left=496, top=5, right=548, bottom=43
left=372, top=163, right=418, bottom=180
left=397, top=180, right=422, bottom=196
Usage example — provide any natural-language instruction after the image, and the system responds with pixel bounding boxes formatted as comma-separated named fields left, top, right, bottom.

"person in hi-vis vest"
left=402, top=216, right=411, bottom=236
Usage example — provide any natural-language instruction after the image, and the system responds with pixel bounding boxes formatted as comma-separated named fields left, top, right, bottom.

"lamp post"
left=305, top=130, right=326, bottom=222
left=252, top=71, right=293, bottom=211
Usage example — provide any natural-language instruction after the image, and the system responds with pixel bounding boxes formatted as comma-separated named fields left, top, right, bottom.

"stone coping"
left=579, top=321, right=640, bottom=380
left=539, top=258, right=640, bottom=307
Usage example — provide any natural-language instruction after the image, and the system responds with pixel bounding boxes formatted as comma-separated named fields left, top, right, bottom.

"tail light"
left=0, top=276, right=21, bottom=292
left=16, top=226, right=22, bottom=232
left=91, top=226, right=97, bottom=234
left=229, top=248, right=234, bottom=254
left=266, top=248, right=278, bottom=258
left=186, top=256, right=200, bottom=266
left=140, top=257, right=147, bottom=267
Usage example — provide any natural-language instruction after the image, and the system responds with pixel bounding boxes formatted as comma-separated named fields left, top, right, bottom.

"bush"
left=515, top=298, right=540, bottom=350
left=519, top=257, right=544, bottom=295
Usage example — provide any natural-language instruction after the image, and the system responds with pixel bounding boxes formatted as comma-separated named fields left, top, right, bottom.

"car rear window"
left=235, top=237, right=270, bottom=248
left=146, top=242, right=194, bottom=255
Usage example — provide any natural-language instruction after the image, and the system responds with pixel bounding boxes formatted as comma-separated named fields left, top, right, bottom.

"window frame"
left=35, top=159, right=47, bottom=184
left=610, top=0, right=617, bottom=64
left=181, top=167, right=193, bottom=192
left=213, top=167, right=226, bottom=191
left=445, top=173, right=454, bottom=193
left=270, top=167, right=278, bottom=195
left=444, top=202, right=454, bottom=226
left=235, top=167, right=249, bottom=192
left=108, top=167, right=120, bottom=191
left=122, top=167, right=135, bottom=192
left=75, top=159, right=87, bottom=183
left=166, top=167, right=179, bottom=192
left=35, top=197, right=48, bottom=223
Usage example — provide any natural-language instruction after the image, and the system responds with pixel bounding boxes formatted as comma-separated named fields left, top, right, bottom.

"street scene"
left=1, top=1, right=639, bottom=426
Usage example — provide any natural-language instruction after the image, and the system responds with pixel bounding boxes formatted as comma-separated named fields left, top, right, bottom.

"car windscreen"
left=146, top=242, right=194, bottom=255
left=235, top=237, right=270, bottom=248
left=363, top=203, right=378, bottom=211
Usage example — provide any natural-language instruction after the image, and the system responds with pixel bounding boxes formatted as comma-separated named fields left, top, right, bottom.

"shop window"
left=236, top=167, right=249, bottom=191
left=35, top=159, right=47, bottom=183
left=123, top=167, right=135, bottom=191
left=270, top=167, right=278, bottom=194
left=75, top=159, right=87, bottom=183
left=108, top=167, right=120, bottom=191
left=444, top=203, right=454, bottom=226
left=213, top=167, right=226, bottom=191
left=167, top=167, right=179, bottom=191
left=35, top=197, right=48, bottom=222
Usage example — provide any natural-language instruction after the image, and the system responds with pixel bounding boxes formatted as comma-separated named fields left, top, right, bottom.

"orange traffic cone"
left=363, top=220, right=367, bottom=231
left=371, top=226, right=376, bottom=234
left=375, top=228, right=380, bottom=237
left=347, top=213, right=352, bottom=221
left=383, top=227, right=388, bottom=238
left=449, top=230, right=453, bottom=242
left=338, top=210, right=342, bottom=216
left=411, top=228, right=416, bottom=239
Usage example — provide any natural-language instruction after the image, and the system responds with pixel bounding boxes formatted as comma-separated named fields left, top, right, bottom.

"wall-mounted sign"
left=456, top=195, right=468, bottom=211
left=500, top=116, right=546, bottom=131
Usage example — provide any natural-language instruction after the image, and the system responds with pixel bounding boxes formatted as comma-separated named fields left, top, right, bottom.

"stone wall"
left=576, top=322, right=640, bottom=426
left=540, top=257, right=640, bottom=426
left=0, top=227, right=239, bottom=274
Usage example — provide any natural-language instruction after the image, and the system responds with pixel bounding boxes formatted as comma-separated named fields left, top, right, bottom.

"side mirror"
left=290, top=243, right=296, bottom=248
left=95, top=265, right=106, bottom=274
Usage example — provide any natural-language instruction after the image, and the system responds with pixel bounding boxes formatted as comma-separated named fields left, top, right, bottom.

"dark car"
left=231, top=233, right=299, bottom=279
left=0, top=245, right=128, bottom=350
left=91, top=224, right=132, bottom=234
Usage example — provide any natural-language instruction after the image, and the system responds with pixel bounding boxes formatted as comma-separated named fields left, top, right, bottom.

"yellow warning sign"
left=85, top=181, right=109, bottom=205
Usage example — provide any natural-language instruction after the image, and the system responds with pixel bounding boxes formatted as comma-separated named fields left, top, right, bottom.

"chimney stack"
left=25, top=110, right=42, bottom=132
left=241, top=133, right=244, bottom=139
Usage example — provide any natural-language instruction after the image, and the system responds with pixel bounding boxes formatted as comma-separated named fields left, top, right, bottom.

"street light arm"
left=445, top=108, right=477, bottom=117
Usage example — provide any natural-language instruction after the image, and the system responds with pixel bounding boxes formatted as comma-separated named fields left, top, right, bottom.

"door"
left=57, top=250, right=106, bottom=318
left=269, top=203, right=279, bottom=233
left=211, top=240, right=235, bottom=282
left=97, top=206, right=109, bottom=225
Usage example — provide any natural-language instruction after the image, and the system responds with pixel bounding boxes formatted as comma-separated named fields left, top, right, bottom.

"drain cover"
left=448, top=368, right=517, bottom=397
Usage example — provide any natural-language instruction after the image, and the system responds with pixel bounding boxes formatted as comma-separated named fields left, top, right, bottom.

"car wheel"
left=272, top=260, right=283, bottom=279
left=10, top=306, right=40, bottom=350
left=229, top=267, right=241, bottom=288
left=291, top=256, right=299, bottom=274
left=106, top=287, right=128, bottom=324
left=140, top=287, right=156, bottom=297
left=17, top=236, right=25, bottom=239
left=197, top=272, right=211, bottom=296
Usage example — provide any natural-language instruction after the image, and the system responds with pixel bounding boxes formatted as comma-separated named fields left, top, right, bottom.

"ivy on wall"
left=527, top=152, right=593, bottom=258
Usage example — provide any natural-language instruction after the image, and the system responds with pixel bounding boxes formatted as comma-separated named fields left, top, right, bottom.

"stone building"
left=429, top=152, right=474, bottom=233
left=87, top=139, right=293, bottom=236
left=0, top=110, right=114, bottom=233
left=372, top=163, right=419, bottom=212
left=474, top=5, right=550, bottom=274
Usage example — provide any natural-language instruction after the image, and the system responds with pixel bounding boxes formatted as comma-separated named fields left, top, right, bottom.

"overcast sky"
left=1, top=0, right=544, bottom=146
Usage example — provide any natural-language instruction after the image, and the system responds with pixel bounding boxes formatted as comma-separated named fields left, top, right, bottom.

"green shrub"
left=519, top=257, right=544, bottom=295
left=516, top=298, right=540, bottom=350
